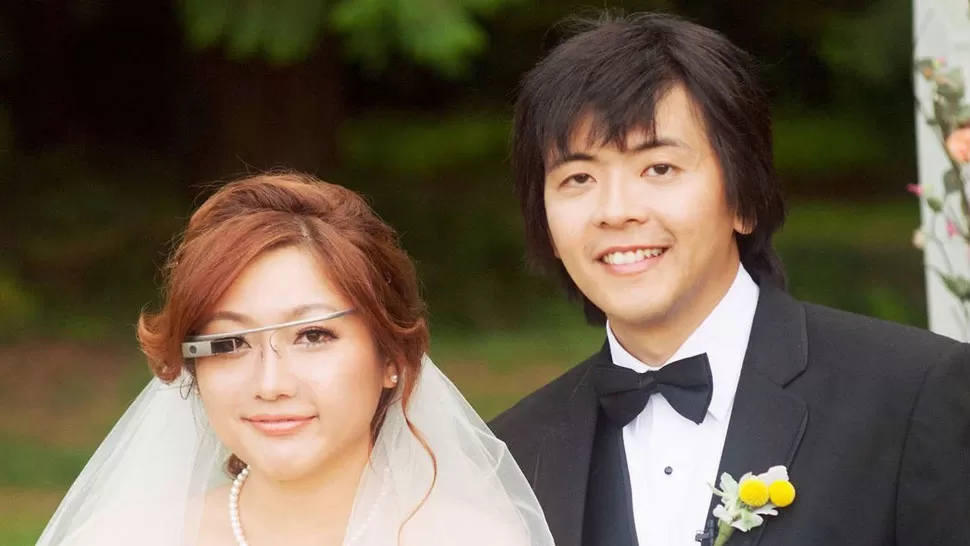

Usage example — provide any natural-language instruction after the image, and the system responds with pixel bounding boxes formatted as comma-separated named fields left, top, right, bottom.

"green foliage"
left=338, top=112, right=510, bottom=175
left=0, top=268, right=38, bottom=342
left=179, top=0, right=329, bottom=63
left=0, top=434, right=89, bottom=488
left=333, top=0, right=516, bottom=77
left=771, top=110, right=893, bottom=176
left=178, top=0, right=519, bottom=76
left=911, top=55, right=970, bottom=328
left=818, top=0, right=911, bottom=88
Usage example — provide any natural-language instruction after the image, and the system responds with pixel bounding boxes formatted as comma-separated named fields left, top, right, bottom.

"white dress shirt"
left=605, top=264, right=760, bottom=545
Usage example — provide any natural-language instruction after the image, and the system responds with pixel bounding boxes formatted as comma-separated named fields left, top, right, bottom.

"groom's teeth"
left=603, top=248, right=665, bottom=264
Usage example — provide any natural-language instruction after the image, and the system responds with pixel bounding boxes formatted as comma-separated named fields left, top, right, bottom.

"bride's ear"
left=383, top=362, right=400, bottom=389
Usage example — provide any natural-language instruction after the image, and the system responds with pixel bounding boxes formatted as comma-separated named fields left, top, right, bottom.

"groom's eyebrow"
left=546, top=136, right=692, bottom=171
left=547, top=151, right=596, bottom=170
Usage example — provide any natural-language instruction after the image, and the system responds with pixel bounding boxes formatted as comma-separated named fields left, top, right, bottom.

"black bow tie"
left=593, top=353, right=713, bottom=426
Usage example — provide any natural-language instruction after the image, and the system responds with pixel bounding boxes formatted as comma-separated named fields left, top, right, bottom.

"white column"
left=913, top=0, right=970, bottom=341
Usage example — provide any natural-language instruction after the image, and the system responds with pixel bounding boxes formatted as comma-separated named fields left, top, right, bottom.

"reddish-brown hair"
left=137, top=172, right=431, bottom=478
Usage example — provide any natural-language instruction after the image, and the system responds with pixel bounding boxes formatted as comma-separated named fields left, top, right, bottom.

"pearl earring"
left=391, top=373, right=399, bottom=384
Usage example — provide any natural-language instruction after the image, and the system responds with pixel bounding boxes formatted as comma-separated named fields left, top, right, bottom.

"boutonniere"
left=710, top=465, right=796, bottom=546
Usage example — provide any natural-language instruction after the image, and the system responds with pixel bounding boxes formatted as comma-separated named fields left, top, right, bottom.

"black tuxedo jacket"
left=490, top=286, right=970, bottom=545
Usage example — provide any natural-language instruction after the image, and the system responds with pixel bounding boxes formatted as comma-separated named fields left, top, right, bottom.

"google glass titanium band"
left=180, top=308, right=356, bottom=359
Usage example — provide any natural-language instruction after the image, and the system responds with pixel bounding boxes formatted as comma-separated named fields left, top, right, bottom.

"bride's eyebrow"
left=285, top=303, right=341, bottom=320
left=205, top=310, right=252, bottom=327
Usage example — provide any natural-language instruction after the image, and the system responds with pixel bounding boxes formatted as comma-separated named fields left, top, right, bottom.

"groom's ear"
left=734, top=215, right=754, bottom=235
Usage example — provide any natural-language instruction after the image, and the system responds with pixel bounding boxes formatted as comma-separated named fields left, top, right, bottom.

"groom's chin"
left=588, top=290, right=675, bottom=327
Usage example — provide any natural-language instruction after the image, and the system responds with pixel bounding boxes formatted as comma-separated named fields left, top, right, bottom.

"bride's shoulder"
left=51, top=495, right=204, bottom=546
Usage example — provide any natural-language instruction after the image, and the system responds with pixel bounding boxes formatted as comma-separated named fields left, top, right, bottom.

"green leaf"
left=915, top=58, right=939, bottom=80
left=938, top=272, right=970, bottom=301
left=944, top=168, right=963, bottom=195
left=936, top=68, right=967, bottom=105
left=927, top=196, right=944, bottom=212
left=934, top=100, right=956, bottom=135
left=955, top=105, right=970, bottom=127
left=734, top=511, right=765, bottom=532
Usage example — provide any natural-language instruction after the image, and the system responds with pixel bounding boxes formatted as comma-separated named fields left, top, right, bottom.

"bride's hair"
left=137, top=171, right=431, bottom=477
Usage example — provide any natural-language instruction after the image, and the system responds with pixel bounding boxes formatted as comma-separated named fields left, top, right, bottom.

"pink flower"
left=947, top=219, right=960, bottom=237
left=946, top=128, right=970, bottom=163
left=907, top=184, right=924, bottom=196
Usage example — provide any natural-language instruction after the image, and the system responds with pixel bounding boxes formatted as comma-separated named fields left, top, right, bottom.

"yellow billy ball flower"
left=769, top=480, right=796, bottom=507
left=738, top=478, right=770, bottom=508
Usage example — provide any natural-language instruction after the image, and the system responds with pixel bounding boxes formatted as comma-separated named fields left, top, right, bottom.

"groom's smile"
left=596, top=245, right=669, bottom=275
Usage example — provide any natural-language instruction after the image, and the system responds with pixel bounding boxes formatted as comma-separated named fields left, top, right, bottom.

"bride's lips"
left=244, top=415, right=317, bottom=436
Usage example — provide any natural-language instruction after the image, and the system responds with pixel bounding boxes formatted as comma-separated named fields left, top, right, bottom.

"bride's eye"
left=295, top=327, right=336, bottom=346
left=231, top=337, right=251, bottom=349
left=214, top=336, right=250, bottom=355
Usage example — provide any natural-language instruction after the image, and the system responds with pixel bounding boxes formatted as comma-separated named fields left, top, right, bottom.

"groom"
left=490, top=12, right=970, bottom=546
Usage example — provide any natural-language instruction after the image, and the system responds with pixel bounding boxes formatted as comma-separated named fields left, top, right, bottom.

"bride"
left=36, top=172, right=554, bottom=545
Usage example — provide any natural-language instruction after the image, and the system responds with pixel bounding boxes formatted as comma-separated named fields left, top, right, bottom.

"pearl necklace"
left=228, top=467, right=250, bottom=546
left=228, top=465, right=388, bottom=546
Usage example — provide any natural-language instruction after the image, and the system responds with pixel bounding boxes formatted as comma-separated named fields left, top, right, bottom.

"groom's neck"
left=608, top=260, right=739, bottom=366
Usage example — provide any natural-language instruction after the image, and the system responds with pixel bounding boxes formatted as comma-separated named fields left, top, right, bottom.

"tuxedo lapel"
left=705, top=286, right=810, bottom=546
left=532, top=344, right=606, bottom=546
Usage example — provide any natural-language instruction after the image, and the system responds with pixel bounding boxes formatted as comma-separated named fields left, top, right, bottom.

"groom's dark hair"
left=511, top=12, right=787, bottom=324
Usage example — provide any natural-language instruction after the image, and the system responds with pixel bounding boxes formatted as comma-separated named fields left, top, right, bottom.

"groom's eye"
left=643, top=163, right=676, bottom=177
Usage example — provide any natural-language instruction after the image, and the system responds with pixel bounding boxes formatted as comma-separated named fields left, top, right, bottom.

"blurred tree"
left=179, top=0, right=517, bottom=77
left=817, top=0, right=910, bottom=95
left=171, top=0, right=520, bottom=183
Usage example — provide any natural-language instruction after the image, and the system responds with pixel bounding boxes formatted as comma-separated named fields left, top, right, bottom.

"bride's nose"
left=252, top=335, right=297, bottom=401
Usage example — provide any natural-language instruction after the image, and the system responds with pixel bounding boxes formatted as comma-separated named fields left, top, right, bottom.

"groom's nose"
left=592, top=173, right=651, bottom=228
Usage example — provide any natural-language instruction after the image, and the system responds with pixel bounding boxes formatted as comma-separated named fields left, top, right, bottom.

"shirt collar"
left=606, top=264, right=760, bottom=422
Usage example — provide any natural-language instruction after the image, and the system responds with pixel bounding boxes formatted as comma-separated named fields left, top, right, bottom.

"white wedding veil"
left=36, top=355, right=554, bottom=545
